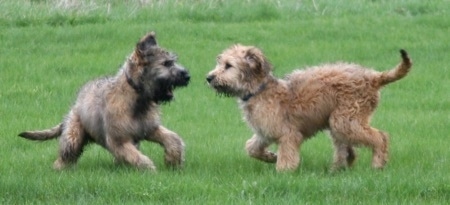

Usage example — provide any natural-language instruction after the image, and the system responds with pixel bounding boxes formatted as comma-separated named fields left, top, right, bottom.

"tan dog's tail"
left=18, top=123, right=63, bottom=141
left=379, top=49, right=412, bottom=86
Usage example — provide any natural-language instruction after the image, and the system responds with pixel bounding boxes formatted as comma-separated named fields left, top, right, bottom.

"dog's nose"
left=206, top=75, right=215, bottom=83
left=184, top=74, right=191, bottom=82
left=181, top=70, right=190, bottom=82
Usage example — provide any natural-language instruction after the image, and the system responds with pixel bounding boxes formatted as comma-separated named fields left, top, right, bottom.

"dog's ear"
left=136, top=32, right=158, bottom=54
left=245, top=47, right=272, bottom=73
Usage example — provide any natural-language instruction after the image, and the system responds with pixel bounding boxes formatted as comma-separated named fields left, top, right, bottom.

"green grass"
left=1, top=0, right=449, bottom=204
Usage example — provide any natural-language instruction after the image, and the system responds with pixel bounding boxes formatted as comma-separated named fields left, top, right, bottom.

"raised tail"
left=379, top=49, right=412, bottom=86
left=18, top=123, right=63, bottom=141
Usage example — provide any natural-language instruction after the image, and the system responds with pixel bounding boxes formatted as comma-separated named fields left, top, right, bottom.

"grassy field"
left=1, top=0, right=449, bottom=204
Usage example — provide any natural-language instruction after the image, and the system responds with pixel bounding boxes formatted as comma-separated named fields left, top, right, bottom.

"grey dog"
left=19, top=32, right=190, bottom=171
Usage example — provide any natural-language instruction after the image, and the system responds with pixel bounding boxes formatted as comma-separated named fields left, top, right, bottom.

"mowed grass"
left=1, top=0, right=449, bottom=204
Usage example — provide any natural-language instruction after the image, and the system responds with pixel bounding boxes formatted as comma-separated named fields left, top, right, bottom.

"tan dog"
left=206, top=45, right=411, bottom=172
left=19, top=32, right=190, bottom=171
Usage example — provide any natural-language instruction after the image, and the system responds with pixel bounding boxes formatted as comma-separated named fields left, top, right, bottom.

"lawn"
left=0, top=0, right=449, bottom=204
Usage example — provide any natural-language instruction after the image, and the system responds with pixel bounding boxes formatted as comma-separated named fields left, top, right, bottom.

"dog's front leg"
left=245, top=134, right=277, bottom=163
left=146, top=126, right=185, bottom=169
left=106, top=137, right=156, bottom=171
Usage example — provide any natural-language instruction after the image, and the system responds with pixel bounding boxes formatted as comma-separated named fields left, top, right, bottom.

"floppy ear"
left=136, top=32, right=158, bottom=54
left=245, top=47, right=272, bottom=73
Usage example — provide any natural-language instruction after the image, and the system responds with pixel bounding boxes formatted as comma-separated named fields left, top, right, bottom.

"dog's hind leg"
left=146, top=126, right=185, bottom=169
left=370, top=129, right=389, bottom=169
left=329, top=135, right=357, bottom=171
left=53, top=111, right=88, bottom=170
left=330, top=113, right=388, bottom=169
left=346, top=145, right=356, bottom=166
left=245, top=134, right=277, bottom=164
left=106, top=137, right=156, bottom=171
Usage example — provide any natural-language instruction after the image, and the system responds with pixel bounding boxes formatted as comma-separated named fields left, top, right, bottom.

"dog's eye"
left=163, top=60, right=174, bottom=67
left=225, top=63, right=232, bottom=70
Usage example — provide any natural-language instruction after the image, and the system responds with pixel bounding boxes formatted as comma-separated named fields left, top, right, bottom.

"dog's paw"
left=164, top=154, right=185, bottom=169
left=264, top=151, right=277, bottom=163
left=137, top=162, right=157, bottom=172
left=53, top=158, right=71, bottom=171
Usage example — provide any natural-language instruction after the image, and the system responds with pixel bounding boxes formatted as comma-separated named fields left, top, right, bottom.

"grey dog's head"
left=126, top=32, right=190, bottom=103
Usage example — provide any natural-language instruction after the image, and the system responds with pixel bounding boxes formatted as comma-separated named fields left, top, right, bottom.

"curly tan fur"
left=19, top=32, right=190, bottom=171
left=207, top=45, right=411, bottom=172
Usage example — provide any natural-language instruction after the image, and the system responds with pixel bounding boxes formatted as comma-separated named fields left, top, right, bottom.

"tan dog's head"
left=206, top=44, right=272, bottom=99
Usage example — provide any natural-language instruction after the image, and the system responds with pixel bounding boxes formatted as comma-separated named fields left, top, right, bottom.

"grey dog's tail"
left=18, top=123, right=63, bottom=141
left=379, top=49, right=412, bottom=86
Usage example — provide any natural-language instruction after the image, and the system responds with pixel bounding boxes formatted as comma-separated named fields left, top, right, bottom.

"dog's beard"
left=153, top=78, right=189, bottom=104
left=154, top=85, right=176, bottom=103
left=211, top=85, right=239, bottom=98
left=132, top=80, right=182, bottom=118
left=152, top=80, right=175, bottom=103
